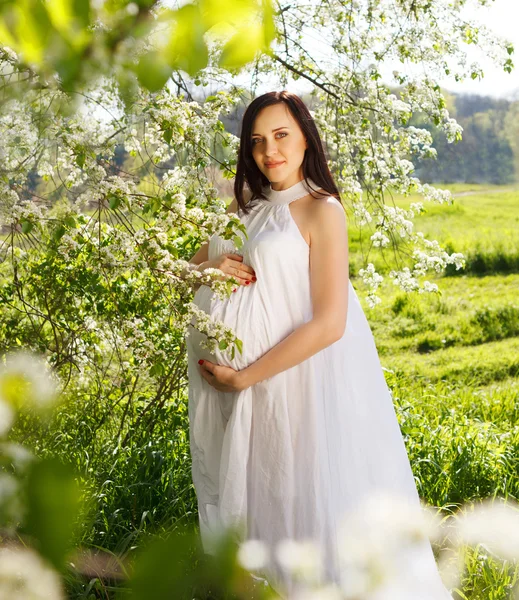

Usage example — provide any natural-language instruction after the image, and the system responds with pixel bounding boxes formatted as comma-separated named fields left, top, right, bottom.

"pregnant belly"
left=187, top=282, right=300, bottom=371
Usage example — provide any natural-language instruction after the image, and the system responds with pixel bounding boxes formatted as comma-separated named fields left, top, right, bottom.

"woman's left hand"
left=198, top=359, right=245, bottom=392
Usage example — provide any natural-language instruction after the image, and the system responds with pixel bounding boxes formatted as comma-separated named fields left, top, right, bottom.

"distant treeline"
left=412, top=92, right=519, bottom=185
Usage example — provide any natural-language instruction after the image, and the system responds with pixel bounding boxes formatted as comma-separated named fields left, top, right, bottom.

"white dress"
left=187, top=178, right=452, bottom=599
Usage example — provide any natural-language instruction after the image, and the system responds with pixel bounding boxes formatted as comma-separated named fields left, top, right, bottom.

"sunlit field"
left=352, top=184, right=519, bottom=598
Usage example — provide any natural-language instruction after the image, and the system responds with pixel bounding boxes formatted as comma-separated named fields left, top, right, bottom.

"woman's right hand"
left=200, top=253, right=257, bottom=287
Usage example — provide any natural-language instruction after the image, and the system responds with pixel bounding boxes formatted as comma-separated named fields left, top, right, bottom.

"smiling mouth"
left=265, top=162, right=284, bottom=167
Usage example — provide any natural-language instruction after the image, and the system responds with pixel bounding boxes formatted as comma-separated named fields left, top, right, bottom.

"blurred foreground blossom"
left=0, top=546, right=64, bottom=599
left=0, top=350, right=60, bottom=413
left=253, top=492, right=451, bottom=599
left=237, top=538, right=270, bottom=571
left=455, top=498, right=519, bottom=561
left=292, top=585, right=344, bottom=600
left=0, top=397, right=14, bottom=436
left=336, top=492, right=449, bottom=600
left=0, top=472, right=18, bottom=507
left=276, top=538, right=324, bottom=585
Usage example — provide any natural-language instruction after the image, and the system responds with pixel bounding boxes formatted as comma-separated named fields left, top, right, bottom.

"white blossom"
left=0, top=547, right=64, bottom=599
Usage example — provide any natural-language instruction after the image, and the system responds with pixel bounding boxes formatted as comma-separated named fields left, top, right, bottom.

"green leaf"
left=52, top=224, right=66, bottom=241
left=163, top=128, right=173, bottom=144
left=233, top=235, right=243, bottom=249
left=128, top=528, right=200, bottom=600
left=164, top=4, right=209, bottom=76
left=12, top=0, right=53, bottom=65
left=200, top=0, right=257, bottom=29
left=24, top=457, right=83, bottom=571
left=262, top=0, right=276, bottom=46
left=219, top=339, right=228, bottom=350
left=46, top=0, right=91, bottom=35
left=136, top=50, right=173, bottom=93
left=75, top=151, right=85, bottom=168
left=218, top=22, right=264, bottom=70
left=150, top=362, right=165, bottom=377
left=21, top=219, right=34, bottom=234
left=108, top=194, right=121, bottom=210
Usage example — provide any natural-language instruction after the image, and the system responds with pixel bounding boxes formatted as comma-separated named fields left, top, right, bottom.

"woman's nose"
left=265, top=141, right=279, bottom=155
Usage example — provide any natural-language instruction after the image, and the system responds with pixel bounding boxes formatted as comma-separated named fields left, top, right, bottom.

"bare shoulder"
left=308, top=194, right=347, bottom=240
left=308, top=193, right=345, bottom=221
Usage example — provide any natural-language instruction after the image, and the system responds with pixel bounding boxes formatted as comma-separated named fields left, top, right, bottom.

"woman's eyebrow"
left=252, top=126, right=290, bottom=136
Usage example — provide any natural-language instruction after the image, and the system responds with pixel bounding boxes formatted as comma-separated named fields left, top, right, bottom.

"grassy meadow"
left=6, top=183, right=519, bottom=599
left=350, top=184, right=519, bottom=597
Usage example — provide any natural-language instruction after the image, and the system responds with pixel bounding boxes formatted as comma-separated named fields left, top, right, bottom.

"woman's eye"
left=251, top=132, right=288, bottom=145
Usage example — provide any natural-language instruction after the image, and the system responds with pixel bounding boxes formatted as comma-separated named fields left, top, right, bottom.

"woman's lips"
left=265, top=162, right=285, bottom=168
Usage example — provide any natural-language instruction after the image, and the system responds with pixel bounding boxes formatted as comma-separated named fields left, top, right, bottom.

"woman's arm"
left=183, top=196, right=241, bottom=290
left=236, top=197, right=349, bottom=390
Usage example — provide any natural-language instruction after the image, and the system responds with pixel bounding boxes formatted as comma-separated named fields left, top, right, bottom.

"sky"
left=236, top=0, right=519, bottom=100
left=438, top=0, right=519, bottom=98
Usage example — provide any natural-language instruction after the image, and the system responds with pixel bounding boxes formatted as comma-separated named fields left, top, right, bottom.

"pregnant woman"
left=186, top=91, right=451, bottom=598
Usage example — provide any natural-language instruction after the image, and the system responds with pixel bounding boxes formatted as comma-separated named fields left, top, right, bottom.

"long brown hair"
left=234, top=91, right=341, bottom=215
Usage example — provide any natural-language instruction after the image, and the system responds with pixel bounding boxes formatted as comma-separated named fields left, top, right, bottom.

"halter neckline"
left=262, top=177, right=320, bottom=205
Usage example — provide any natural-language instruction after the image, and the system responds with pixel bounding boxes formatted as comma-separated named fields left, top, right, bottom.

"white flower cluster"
left=3, top=198, right=46, bottom=227
left=35, top=107, right=117, bottom=189
left=124, top=127, right=142, bottom=156
left=99, top=175, right=138, bottom=209
left=403, top=126, right=436, bottom=159
left=370, top=230, right=390, bottom=248
left=0, top=350, right=61, bottom=416
left=377, top=205, right=415, bottom=239
left=0, top=398, right=14, bottom=436
left=57, top=233, right=80, bottom=261
left=416, top=183, right=453, bottom=205
left=389, top=267, right=421, bottom=293
left=351, top=200, right=372, bottom=226
left=129, top=87, right=242, bottom=166
left=412, top=232, right=465, bottom=273
left=187, top=303, right=240, bottom=355
left=0, top=100, right=39, bottom=173
left=400, top=78, right=463, bottom=143
left=358, top=263, right=384, bottom=308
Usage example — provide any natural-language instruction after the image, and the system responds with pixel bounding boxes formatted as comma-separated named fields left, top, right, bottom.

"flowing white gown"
left=186, top=178, right=452, bottom=599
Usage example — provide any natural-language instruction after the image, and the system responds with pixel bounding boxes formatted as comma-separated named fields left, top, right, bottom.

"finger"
left=229, top=259, right=251, bottom=271
left=200, top=368, right=217, bottom=386
left=226, top=253, right=243, bottom=261
left=229, top=262, right=256, bottom=282
left=200, top=360, right=214, bottom=373
left=227, top=266, right=251, bottom=285
left=240, top=265, right=256, bottom=278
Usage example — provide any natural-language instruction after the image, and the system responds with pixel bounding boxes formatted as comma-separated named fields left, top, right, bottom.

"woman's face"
left=250, top=102, right=308, bottom=190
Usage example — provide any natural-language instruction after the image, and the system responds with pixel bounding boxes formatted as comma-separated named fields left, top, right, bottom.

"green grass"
left=347, top=185, right=519, bottom=277
left=355, top=273, right=519, bottom=356
left=348, top=186, right=519, bottom=597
